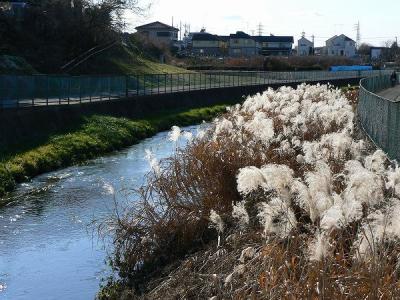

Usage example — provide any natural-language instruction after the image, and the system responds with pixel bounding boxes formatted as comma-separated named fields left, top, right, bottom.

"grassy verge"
left=73, top=44, right=191, bottom=75
left=0, top=105, right=227, bottom=201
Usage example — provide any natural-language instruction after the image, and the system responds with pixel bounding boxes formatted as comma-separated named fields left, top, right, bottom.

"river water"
left=0, top=125, right=199, bottom=300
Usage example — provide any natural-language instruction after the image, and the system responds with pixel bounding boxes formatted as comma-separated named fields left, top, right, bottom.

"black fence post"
left=136, top=75, right=139, bottom=96
left=108, top=77, right=111, bottom=100
left=164, top=74, right=167, bottom=93
left=46, top=75, right=49, bottom=106
left=157, top=74, right=160, bottom=94
left=67, top=76, right=70, bottom=105
left=79, top=76, right=82, bottom=103
left=149, top=74, right=154, bottom=95
left=125, top=75, right=129, bottom=98
left=144, top=75, right=146, bottom=95
left=89, top=77, right=92, bottom=102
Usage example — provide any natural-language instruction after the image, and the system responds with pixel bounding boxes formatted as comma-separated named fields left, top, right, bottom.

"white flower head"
left=232, top=201, right=249, bottom=227
left=168, top=126, right=181, bottom=142
left=309, top=231, right=331, bottom=262
left=145, top=149, right=161, bottom=175
left=209, top=209, right=224, bottom=233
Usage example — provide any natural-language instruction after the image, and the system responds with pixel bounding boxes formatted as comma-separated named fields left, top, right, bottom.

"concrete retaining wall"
left=0, top=78, right=361, bottom=147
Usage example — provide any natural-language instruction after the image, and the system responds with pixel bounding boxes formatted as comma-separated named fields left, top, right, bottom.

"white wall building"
left=325, top=34, right=356, bottom=57
left=297, top=36, right=314, bottom=56
left=135, top=21, right=179, bottom=45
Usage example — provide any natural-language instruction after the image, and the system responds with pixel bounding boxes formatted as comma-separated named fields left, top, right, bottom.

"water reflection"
left=0, top=125, right=200, bottom=300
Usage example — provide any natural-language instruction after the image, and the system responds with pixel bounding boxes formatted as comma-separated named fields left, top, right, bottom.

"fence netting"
left=358, top=74, right=400, bottom=160
left=0, top=70, right=390, bottom=108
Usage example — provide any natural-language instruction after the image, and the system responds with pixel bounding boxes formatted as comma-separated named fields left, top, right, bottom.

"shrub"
left=104, top=84, right=400, bottom=298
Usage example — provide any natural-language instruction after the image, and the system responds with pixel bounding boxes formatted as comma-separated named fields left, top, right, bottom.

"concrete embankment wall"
left=0, top=78, right=360, bottom=147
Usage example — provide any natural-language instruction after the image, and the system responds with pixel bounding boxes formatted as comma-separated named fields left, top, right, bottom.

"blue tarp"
left=330, top=65, right=373, bottom=72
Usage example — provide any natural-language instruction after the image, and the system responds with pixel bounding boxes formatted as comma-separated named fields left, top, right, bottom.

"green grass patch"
left=73, top=44, right=191, bottom=75
left=0, top=105, right=227, bottom=201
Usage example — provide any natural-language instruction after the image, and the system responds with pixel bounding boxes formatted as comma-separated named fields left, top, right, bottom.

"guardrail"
left=0, top=70, right=389, bottom=109
left=358, top=74, right=400, bottom=159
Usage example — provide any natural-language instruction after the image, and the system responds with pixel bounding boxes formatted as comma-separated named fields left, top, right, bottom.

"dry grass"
left=99, top=85, right=400, bottom=300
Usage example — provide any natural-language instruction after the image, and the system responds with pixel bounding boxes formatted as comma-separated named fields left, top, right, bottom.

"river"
left=0, top=125, right=200, bottom=300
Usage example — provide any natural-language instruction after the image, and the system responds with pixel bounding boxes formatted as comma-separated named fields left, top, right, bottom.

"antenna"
left=354, top=21, right=361, bottom=48
left=258, top=23, right=264, bottom=36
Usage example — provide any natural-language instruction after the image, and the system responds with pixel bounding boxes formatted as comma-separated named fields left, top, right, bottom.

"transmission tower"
left=354, top=21, right=361, bottom=48
left=258, top=23, right=264, bottom=36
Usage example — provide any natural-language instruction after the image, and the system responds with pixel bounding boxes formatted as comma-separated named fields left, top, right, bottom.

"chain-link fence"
left=358, top=74, right=400, bottom=160
left=0, top=70, right=389, bottom=109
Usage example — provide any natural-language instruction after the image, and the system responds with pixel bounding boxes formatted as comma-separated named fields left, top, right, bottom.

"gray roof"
left=230, top=31, right=252, bottom=39
left=135, top=21, right=179, bottom=32
left=192, top=33, right=220, bottom=41
left=327, top=34, right=355, bottom=43
left=255, top=36, right=294, bottom=43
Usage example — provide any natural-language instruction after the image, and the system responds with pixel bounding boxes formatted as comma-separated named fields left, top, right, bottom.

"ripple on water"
left=0, top=125, right=201, bottom=300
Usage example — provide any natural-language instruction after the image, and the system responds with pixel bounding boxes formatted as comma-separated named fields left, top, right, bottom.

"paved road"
left=378, top=85, right=400, bottom=101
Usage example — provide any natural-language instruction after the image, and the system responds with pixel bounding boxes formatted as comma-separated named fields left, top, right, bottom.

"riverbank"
left=0, top=105, right=227, bottom=200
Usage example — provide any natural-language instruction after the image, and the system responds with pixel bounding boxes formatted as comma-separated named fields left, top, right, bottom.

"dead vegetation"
left=99, top=84, right=400, bottom=300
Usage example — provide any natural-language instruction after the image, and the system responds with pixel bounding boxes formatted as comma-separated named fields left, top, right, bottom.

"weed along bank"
left=99, top=82, right=400, bottom=299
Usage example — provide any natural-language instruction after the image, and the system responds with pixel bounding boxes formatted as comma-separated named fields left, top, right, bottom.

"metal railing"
left=0, top=70, right=389, bottom=109
left=358, top=74, right=400, bottom=160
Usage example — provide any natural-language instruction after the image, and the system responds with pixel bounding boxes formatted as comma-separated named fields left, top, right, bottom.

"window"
left=232, top=39, right=239, bottom=44
left=157, top=32, right=171, bottom=37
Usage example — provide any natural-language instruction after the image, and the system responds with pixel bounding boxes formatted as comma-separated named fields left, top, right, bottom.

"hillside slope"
left=70, top=42, right=189, bottom=75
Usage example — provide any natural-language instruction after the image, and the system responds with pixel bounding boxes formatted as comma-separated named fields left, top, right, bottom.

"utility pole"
left=354, top=21, right=361, bottom=48
left=179, top=21, right=182, bottom=40
left=258, top=23, right=263, bottom=36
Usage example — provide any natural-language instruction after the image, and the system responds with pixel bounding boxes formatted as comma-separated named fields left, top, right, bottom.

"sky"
left=125, top=0, right=400, bottom=47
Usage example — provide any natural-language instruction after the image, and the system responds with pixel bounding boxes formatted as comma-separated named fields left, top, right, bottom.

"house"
left=326, top=34, right=356, bottom=57
left=191, top=32, right=227, bottom=56
left=370, top=47, right=389, bottom=61
left=255, top=35, right=294, bottom=56
left=229, top=31, right=258, bottom=57
left=186, top=30, right=293, bottom=57
left=135, top=21, right=179, bottom=45
left=297, top=36, right=314, bottom=56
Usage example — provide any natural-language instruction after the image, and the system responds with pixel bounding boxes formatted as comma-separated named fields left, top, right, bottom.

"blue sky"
left=126, top=0, right=400, bottom=47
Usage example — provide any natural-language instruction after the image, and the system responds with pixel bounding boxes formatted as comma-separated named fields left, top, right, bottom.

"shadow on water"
left=0, top=124, right=202, bottom=300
